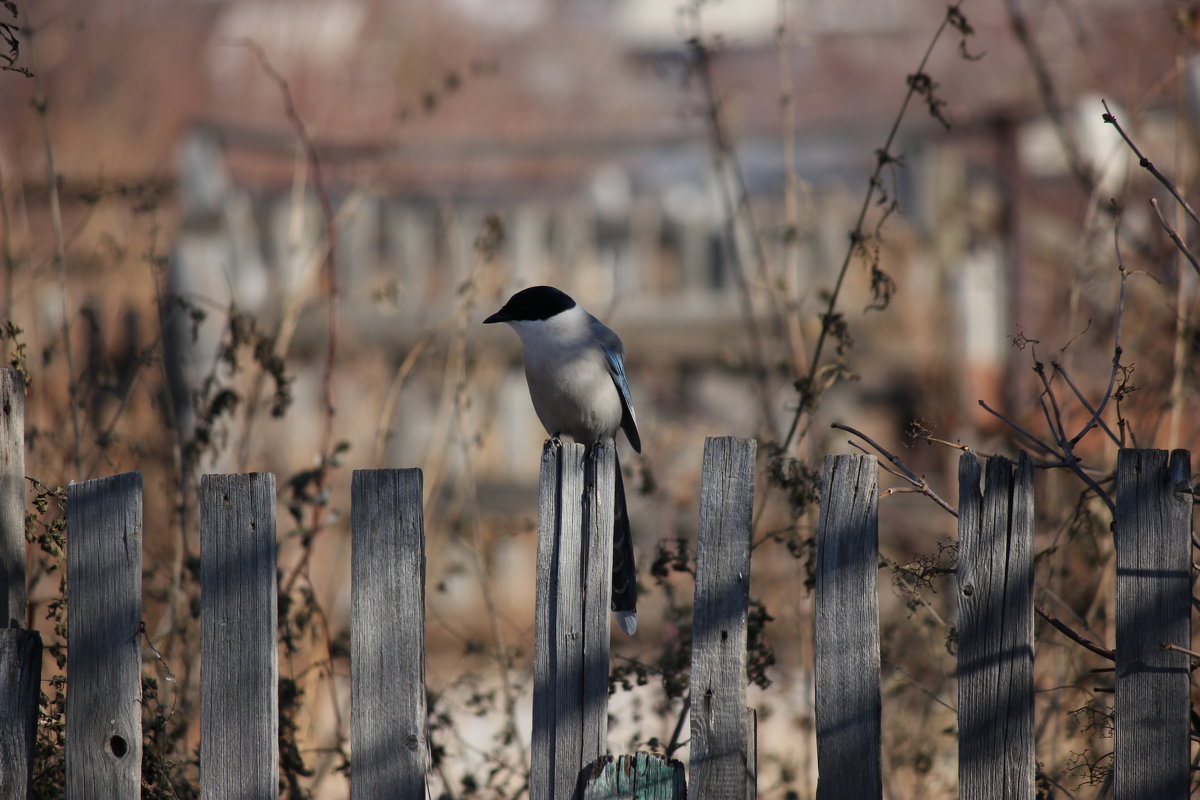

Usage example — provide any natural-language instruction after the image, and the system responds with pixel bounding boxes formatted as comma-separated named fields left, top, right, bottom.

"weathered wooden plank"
left=66, top=472, right=143, bottom=796
left=350, top=469, right=426, bottom=800
left=0, top=628, right=41, bottom=799
left=743, top=706, right=758, bottom=800
left=814, top=454, right=880, bottom=800
left=200, top=473, right=278, bottom=799
left=690, top=436, right=757, bottom=800
left=0, top=369, right=25, bottom=628
left=581, top=444, right=615, bottom=767
left=581, top=753, right=687, bottom=799
left=532, top=441, right=586, bottom=800
left=957, top=453, right=1034, bottom=800
left=1113, top=449, right=1191, bottom=800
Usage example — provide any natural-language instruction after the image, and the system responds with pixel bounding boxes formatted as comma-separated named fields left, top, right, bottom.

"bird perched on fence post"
left=484, top=285, right=640, bottom=635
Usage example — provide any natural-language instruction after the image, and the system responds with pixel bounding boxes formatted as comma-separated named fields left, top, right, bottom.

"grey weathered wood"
left=814, top=454, right=880, bottom=800
left=690, top=436, right=757, bottom=800
left=350, top=469, right=426, bottom=800
left=532, top=441, right=616, bottom=800
left=581, top=753, right=687, bottom=799
left=66, top=472, right=143, bottom=797
left=200, top=473, right=278, bottom=800
left=581, top=444, right=615, bottom=766
left=533, top=442, right=585, bottom=800
left=1113, top=449, right=1191, bottom=800
left=743, top=706, right=757, bottom=800
left=0, top=369, right=25, bottom=628
left=957, top=453, right=1034, bottom=800
left=0, top=628, right=41, bottom=799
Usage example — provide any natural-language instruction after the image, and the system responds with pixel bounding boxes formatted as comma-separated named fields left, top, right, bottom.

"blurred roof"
left=0, top=0, right=1179, bottom=194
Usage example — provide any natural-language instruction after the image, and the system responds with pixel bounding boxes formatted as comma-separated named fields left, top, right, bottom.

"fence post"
left=66, top=472, right=143, bottom=796
left=0, top=369, right=39, bottom=800
left=531, top=441, right=615, bottom=800
left=200, top=473, right=278, bottom=799
left=1, top=368, right=25, bottom=628
left=350, top=469, right=426, bottom=799
left=690, top=435, right=757, bottom=799
left=814, top=454, right=881, bottom=800
left=956, top=453, right=1034, bottom=800
left=1114, top=449, right=1191, bottom=800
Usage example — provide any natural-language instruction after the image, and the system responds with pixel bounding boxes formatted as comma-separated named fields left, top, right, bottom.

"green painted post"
left=581, top=754, right=686, bottom=800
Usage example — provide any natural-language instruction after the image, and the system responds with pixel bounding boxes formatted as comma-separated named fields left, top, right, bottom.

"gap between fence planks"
left=351, top=468, right=427, bottom=800
left=531, top=441, right=615, bottom=800
left=67, top=472, right=144, bottom=795
left=814, top=454, right=881, bottom=800
left=690, top=436, right=757, bottom=800
left=200, top=473, right=278, bottom=799
left=1113, top=449, right=1191, bottom=800
left=957, top=452, right=1033, bottom=800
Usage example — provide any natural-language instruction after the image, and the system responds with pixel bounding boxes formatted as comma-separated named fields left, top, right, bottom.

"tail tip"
left=615, top=611, right=637, bottom=636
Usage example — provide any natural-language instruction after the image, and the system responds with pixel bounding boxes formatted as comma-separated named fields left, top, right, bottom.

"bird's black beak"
left=483, top=310, right=506, bottom=324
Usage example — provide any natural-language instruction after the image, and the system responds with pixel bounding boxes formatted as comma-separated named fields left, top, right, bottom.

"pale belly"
left=523, top=352, right=623, bottom=443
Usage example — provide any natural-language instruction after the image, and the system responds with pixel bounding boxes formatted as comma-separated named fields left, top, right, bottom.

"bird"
left=484, top=285, right=640, bottom=635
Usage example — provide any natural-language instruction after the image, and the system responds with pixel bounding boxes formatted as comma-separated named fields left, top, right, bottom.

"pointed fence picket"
left=0, top=362, right=1194, bottom=799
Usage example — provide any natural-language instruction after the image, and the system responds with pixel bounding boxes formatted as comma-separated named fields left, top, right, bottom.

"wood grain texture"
left=532, top=441, right=617, bottom=800
left=200, top=473, right=278, bottom=800
left=350, top=469, right=426, bottom=800
left=0, top=369, right=25, bottom=628
left=690, top=436, right=757, bottom=800
left=0, top=628, right=41, bottom=799
left=1114, top=449, right=1191, bottom=800
left=956, top=453, right=1034, bottom=800
left=581, top=444, right=615, bottom=768
left=581, top=753, right=686, bottom=799
left=66, top=472, right=143, bottom=797
left=532, top=441, right=586, bottom=800
left=814, top=454, right=880, bottom=800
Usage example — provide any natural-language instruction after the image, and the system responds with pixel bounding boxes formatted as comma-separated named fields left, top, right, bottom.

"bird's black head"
left=483, top=285, right=577, bottom=324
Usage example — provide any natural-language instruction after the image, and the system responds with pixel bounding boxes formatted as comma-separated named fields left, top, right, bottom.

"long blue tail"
left=612, top=452, right=638, bottom=635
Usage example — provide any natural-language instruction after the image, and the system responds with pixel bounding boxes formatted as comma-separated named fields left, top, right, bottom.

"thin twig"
left=1050, top=361, right=1121, bottom=447
left=832, top=422, right=958, bottom=517
left=1035, top=601, right=1114, bottom=661
left=1150, top=197, right=1200, bottom=278
left=689, top=38, right=777, bottom=431
left=27, top=29, right=83, bottom=480
left=976, top=399, right=1057, bottom=457
left=1102, top=99, right=1200, bottom=231
left=240, top=39, right=341, bottom=595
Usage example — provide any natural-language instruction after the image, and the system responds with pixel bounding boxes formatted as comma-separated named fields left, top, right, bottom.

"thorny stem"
left=783, top=3, right=965, bottom=451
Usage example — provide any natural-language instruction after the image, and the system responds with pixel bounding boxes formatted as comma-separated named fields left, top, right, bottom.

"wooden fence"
left=0, top=367, right=1195, bottom=799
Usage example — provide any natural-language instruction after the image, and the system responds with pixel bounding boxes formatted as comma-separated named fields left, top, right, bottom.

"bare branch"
left=1150, top=197, right=1200, bottom=278
left=1035, top=601, right=1114, bottom=662
left=1102, top=99, right=1200, bottom=232
left=832, top=422, right=958, bottom=517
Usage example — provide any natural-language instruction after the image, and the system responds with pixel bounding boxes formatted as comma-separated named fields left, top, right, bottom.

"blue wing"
left=593, top=318, right=642, bottom=453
